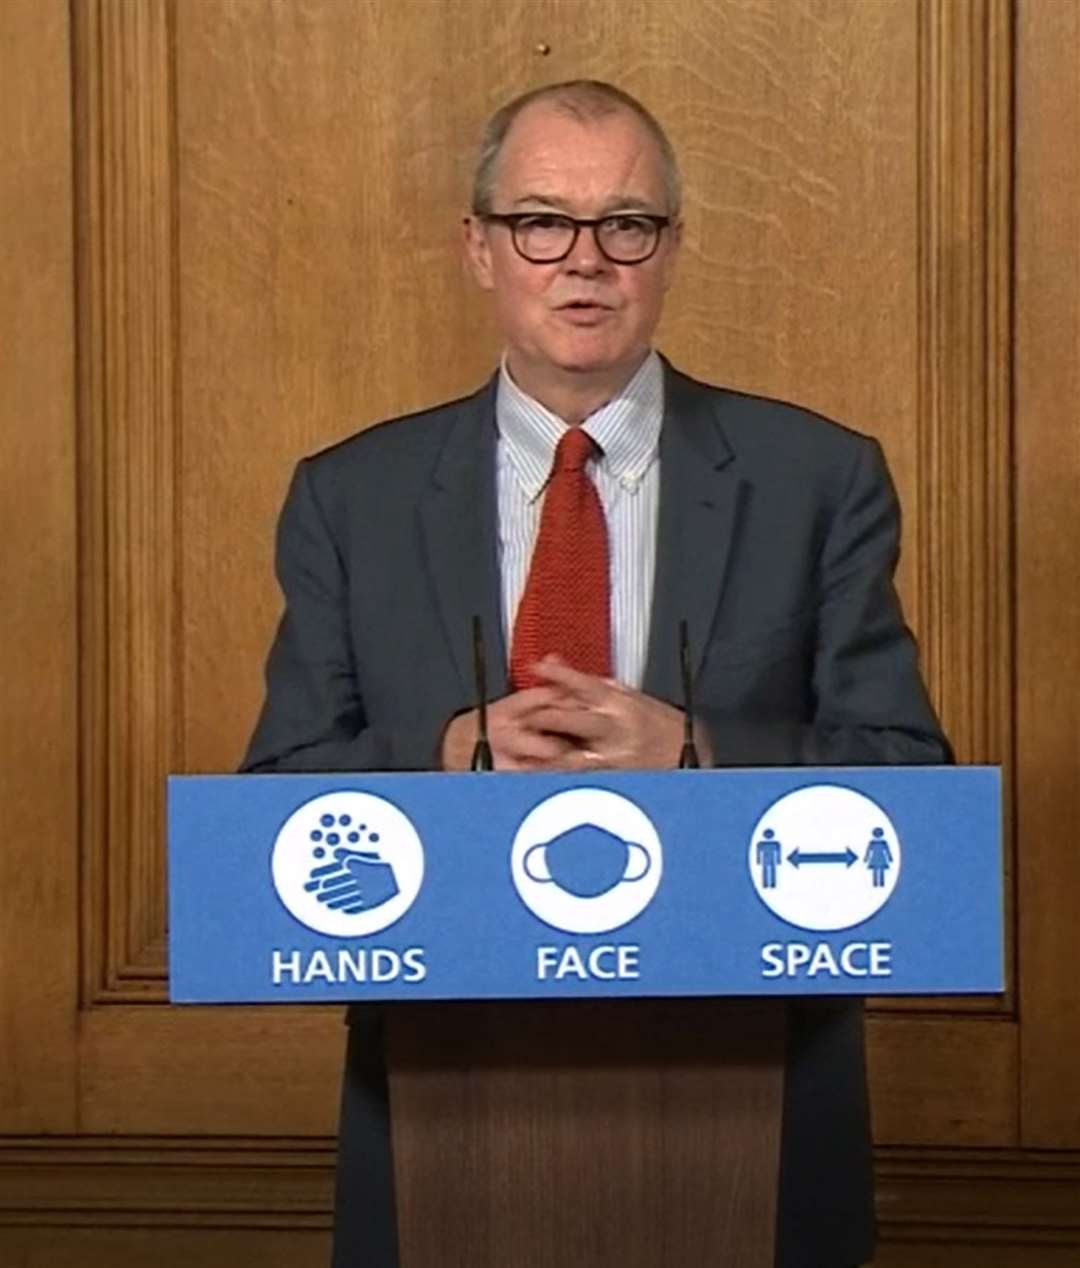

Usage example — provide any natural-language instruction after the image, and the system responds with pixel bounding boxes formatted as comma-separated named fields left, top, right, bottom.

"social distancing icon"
left=748, top=785, right=901, bottom=932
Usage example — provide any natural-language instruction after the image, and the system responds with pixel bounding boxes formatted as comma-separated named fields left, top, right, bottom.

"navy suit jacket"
left=243, top=359, right=949, bottom=1267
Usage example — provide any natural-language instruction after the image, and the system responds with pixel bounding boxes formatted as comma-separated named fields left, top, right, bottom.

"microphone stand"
left=470, top=615, right=494, bottom=771
left=678, top=618, right=700, bottom=769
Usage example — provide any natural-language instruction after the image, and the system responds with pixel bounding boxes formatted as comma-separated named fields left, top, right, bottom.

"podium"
left=382, top=997, right=784, bottom=1267
left=169, top=768, right=1002, bottom=1267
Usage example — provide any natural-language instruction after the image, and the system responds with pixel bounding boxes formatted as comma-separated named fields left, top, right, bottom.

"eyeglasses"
left=477, top=211, right=671, bottom=265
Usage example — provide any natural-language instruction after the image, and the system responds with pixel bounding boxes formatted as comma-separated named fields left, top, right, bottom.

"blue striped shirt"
left=495, top=351, right=664, bottom=688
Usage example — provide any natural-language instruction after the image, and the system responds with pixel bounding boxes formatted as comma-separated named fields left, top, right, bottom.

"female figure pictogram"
left=865, top=827, right=893, bottom=888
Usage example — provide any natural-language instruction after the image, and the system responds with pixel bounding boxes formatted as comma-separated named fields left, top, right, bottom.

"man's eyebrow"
left=510, top=194, right=575, bottom=210
left=596, top=195, right=657, bottom=213
left=509, top=193, right=662, bottom=214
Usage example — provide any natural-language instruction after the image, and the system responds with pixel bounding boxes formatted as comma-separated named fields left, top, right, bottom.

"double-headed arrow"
left=787, top=847, right=857, bottom=869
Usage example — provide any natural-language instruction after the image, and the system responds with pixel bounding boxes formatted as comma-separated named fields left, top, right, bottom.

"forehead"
left=493, top=101, right=668, bottom=210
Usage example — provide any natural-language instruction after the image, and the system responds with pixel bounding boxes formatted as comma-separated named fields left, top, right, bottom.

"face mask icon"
left=523, top=824, right=652, bottom=898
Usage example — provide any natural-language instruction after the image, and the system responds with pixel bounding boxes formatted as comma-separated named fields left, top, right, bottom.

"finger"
left=493, top=725, right=575, bottom=763
left=500, top=751, right=578, bottom=772
left=530, top=655, right=614, bottom=703
left=512, top=733, right=576, bottom=762
left=492, top=685, right=566, bottom=718
left=557, top=745, right=613, bottom=771
left=529, top=705, right=608, bottom=742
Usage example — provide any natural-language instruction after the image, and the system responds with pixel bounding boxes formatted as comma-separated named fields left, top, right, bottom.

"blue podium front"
left=168, top=766, right=1003, bottom=1003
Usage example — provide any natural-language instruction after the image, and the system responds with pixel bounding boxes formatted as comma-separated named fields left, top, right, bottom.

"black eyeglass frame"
left=474, top=211, right=672, bottom=265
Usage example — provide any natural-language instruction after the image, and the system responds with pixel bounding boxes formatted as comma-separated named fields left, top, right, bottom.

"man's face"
left=464, top=103, right=680, bottom=391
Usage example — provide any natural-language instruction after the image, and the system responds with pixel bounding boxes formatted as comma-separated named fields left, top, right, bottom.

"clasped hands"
left=441, top=654, right=710, bottom=772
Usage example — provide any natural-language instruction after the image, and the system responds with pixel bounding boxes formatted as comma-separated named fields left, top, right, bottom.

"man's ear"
left=462, top=215, right=495, bottom=291
left=660, top=217, right=683, bottom=292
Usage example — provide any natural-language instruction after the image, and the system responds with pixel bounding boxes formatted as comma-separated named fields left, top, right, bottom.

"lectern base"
left=385, top=998, right=786, bottom=1268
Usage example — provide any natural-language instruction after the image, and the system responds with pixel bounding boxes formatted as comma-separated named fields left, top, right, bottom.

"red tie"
left=510, top=428, right=612, bottom=690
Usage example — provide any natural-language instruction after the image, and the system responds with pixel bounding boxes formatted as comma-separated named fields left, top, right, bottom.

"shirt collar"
left=496, top=350, right=664, bottom=501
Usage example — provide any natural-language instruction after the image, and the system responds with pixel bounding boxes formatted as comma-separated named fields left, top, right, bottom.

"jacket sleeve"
left=240, top=459, right=444, bottom=773
left=699, top=437, right=952, bottom=767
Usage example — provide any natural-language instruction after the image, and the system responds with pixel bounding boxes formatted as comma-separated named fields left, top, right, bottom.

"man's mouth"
left=555, top=300, right=615, bottom=324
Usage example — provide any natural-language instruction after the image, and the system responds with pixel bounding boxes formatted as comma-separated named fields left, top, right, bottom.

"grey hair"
left=471, top=80, right=682, bottom=218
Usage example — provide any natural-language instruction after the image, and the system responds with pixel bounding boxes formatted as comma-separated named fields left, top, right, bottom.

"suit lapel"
left=643, top=365, right=742, bottom=702
left=417, top=365, right=741, bottom=706
left=418, top=379, right=509, bottom=701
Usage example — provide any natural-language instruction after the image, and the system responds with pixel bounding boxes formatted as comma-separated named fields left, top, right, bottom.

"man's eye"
left=605, top=215, right=650, bottom=233
left=519, top=214, right=567, bottom=231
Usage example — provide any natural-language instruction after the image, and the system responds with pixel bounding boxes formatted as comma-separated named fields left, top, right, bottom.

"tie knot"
left=553, top=427, right=598, bottom=474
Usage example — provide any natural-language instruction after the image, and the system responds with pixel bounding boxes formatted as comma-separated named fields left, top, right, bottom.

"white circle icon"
left=271, top=791, right=424, bottom=937
left=510, top=788, right=663, bottom=934
left=748, top=785, right=901, bottom=932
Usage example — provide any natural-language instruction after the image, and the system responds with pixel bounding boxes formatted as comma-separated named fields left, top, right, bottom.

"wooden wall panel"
left=73, top=0, right=1011, bottom=1011
left=73, top=0, right=178, bottom=1002
left=0, top=1136, right=333, bottom=1229
left=877, top=1148, right=1080, bottom=1254
left=77, top=1008, right=339, bottom=1136
left=868, top=1017, right=1016, bottom=1146
left=874, top=1247, right=1080, bottom=1268
left=5, top=0, right=1080, bottom=1261
left=0, top=0, right=79, bottom=1134
left=0, top=1229, right=328, bottom=1268
left=73, top=0, right=1015, bottom=1150
left=177, top=0, right=932, bottom=776
left=76, top=0, right=1024, bottom=1188
left=915, top=0, right=1013, bottom=773
left=2, top=1142, right=1078, bottom=1266
left=1016, top=0, right=1080, bottom=1149
left=5, top=1231, right=1080, bottom=1268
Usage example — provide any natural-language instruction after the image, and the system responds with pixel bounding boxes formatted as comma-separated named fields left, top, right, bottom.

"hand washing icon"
left=302, top=812, right=399, bottom=912
left=271, top=792, right=425, bottom=938
left=523, top=825, right=652, bottom=898
left=305, top=845, right=399, bottom=914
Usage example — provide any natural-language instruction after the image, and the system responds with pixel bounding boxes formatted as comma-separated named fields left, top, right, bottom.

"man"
left=244, top=80, right=948, bottom=1268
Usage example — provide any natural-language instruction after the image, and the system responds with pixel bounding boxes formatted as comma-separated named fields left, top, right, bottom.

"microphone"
left=470, top=614, right=494, bottom=771
left=678, top=619, right=700, bottom=769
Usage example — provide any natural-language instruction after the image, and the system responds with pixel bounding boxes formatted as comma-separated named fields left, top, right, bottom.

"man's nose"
left=563, top=226, right=609, bottom=275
